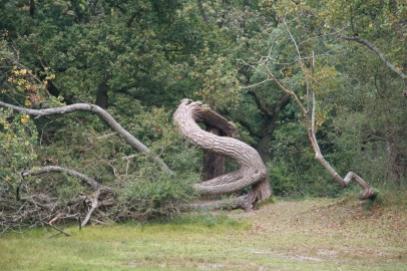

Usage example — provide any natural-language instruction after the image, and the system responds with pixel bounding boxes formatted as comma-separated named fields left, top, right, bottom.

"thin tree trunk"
left=95, top=80, right=109, bottom=109
left=267, top=21, right=377, bottom=200
left=197, top=0, right=209, bottom=23
left=29, top=0, right=35, bottom=16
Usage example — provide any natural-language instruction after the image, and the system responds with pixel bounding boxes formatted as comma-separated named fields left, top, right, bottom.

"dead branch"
left=307, top=102, right=375, bottom=199
left=265, top=22, right=377, bottom=200
left=46, top=222, right=71, bottom=237
left=339, top=35, right=407, bottom=81
left=22, top=165, right=101, bottom=190
left=21, top=165, right=115, bottom=226
left=0, top=101, right=172, bottom=174
left=81, top=189, right=101, bottom=227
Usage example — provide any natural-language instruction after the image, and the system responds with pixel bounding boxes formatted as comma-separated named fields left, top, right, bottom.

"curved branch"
left=308, top=129, right=375, bottom=200
left=339, top=35, right=407, bottom=81
left=267, top=71, right=308, bottom=117
left=173, top=99, right=271, bottom=208
left=0, top=101, right=173, bottom=174
left=22, top=166, right=101, bottom=190
left=279, top=21, right=376, bottom=200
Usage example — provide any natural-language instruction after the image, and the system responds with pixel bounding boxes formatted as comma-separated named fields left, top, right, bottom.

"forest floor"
left=0, top=197, right=406, bottom=271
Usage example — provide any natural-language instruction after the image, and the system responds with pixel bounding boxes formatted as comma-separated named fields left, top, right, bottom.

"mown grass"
left=0, top=198, right=406, bottom=271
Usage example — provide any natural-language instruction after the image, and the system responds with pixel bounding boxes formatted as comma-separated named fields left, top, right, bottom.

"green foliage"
left=0, top=109, right=38, bottom=188
left=118, top=166, right=197, bottom=220
left=0, top=0, right=406, bottom=227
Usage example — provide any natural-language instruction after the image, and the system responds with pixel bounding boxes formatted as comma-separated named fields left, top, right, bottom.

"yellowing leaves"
left=24, top=98, right=32, bottom=107
left=11, top=67, right=30, bottom=76
left=20, top=114, right=30, bottom=125
left=311, top=66, right=339, bottom=95
left=315, top=111, right=327, bottom=129
left=45, top=73, right=56, bottom=81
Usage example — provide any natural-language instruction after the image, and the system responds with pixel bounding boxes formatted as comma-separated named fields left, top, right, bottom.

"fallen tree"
left=0, top=101, right=172, bottom=175
left=0, top=99, right=271, bottom=229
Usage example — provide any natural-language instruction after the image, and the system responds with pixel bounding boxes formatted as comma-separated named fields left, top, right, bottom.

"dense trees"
left=0, top=0, right=405, bottom=229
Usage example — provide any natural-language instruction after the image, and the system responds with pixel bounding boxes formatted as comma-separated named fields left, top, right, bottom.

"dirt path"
left=230, top=198, right=407, bottom=266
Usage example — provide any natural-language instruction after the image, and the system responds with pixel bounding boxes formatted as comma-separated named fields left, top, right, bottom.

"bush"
left=118, top=168, right=198, bottom=220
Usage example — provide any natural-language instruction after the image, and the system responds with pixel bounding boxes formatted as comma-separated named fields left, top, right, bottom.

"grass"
left=0, top=197, right=406, bottom=271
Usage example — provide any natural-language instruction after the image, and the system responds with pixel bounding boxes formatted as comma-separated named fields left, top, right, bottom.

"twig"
left=81, top=189, right=101, bottom=227
left=46, top=222, right=71, bottom=237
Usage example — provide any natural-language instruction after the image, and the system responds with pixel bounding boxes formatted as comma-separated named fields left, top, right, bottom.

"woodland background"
left=0, top=0, right=406, bottom=228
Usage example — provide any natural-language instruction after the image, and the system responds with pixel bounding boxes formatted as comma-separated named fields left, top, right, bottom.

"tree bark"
left=95, top=79, right=109, bottom=109
left=29, top=0, right=35, bottom=16
left=201, top=111, right=237, bottom=180
left=202, top=128, right=226, bottom=180
left=173, top=99, right=271, bottom=209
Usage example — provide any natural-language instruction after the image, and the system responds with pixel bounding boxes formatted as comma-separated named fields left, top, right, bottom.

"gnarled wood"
left=202, top=128, right=227, bottom=181
left=173, top=99, right=271, bottom=209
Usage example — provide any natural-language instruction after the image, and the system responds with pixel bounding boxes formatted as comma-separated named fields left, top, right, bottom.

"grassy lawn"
left=1, top=197, right=406, bottom=271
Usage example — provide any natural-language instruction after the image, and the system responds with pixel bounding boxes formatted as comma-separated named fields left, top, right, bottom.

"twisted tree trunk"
left=173, top=99, right=272, bottom=210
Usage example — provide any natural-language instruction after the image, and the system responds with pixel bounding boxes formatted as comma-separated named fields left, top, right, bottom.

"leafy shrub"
left=118, top=166, right=198, bottom=220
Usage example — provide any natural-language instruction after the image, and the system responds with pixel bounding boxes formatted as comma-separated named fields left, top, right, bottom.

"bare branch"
left=240, top=78, right=273, bottom=90
left=22, top=165, right=101, bottom=190
left=21, top=165, right=114, bottom=227
left=81, top=189, right=101, bottom=227
left=339, top=35, right=407, bottom=81
left=307, top=129, right=375, bottom=199
left=275, top=20, right=377, bottom=200
left=0, top=101, right=173, bottom=174
left=46, top=222, right=71, bottom=237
